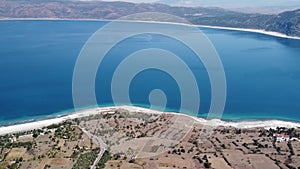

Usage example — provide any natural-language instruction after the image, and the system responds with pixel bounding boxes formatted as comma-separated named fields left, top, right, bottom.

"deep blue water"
left=0, top=20, right=300, bottom=123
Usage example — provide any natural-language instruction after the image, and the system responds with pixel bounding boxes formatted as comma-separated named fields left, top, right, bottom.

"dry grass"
left=49, top=158, right=69, bottom=165
left=142, top=155, right=196, bottom=169
left=209, top=157, right=233, bottom=169
left=6, top=148, right=26, bottom=160
left=248, top=154, right=280, bottom=169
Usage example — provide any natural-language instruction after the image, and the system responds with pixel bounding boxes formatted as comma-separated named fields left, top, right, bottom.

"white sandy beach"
left=0, top=105, right=300, bottom=136
left=0, top=106, right=116, bottom=136
left=0, top=18, right=300, bottom=40
left=118, top=19, right=300, bottom=40
left=197, top=25, right=300, bottom=40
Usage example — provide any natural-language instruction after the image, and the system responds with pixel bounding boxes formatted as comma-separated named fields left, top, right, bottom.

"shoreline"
left=0, top=105, right=300, bottom=136
left=0, top=18, right=300, bottom=40
left=197, top=25, right=300, bottom=40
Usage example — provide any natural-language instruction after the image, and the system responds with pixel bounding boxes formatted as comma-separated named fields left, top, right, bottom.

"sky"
left=98, top=0, right=300, bottom=8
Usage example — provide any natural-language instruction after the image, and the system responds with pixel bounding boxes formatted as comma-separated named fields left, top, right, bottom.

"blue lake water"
left=0, top=20, right=300, bottom=123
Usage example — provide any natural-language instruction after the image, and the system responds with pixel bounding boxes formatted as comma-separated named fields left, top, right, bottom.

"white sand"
left=117, top=20, right=300, bottom=40
left=120, top=106, right=300, bottom=129
left=0, top=106, right=116, bottom=135
left=197, top=25, right=300, bottom=40
left=0, top=18, right=299, bottom=40
left=0, top=105, right=300, bottom=136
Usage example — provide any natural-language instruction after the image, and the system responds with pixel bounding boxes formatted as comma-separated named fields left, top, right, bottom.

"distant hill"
left=265, top=9, right=300, bottom=36
left=0, top=0, right=299, bottom=37
left=157, top=0, right=300, bottom=14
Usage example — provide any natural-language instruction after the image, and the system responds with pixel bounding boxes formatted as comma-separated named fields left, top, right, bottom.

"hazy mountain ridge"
left=265, top=9, right=300, bottom=36
left=0, top=0, right=300, bottom=37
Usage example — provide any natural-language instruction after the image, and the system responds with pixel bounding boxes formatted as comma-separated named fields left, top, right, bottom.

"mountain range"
left=0, top=0, right=300, bottom=37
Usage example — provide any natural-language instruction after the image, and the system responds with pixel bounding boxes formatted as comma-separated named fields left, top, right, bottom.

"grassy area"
left=97, top=151, right=111, bottom=169
left=72, top=148, right=100, bottom=169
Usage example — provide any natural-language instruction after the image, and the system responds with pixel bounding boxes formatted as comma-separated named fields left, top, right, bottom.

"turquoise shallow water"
left=0, top=20, right=300, bottom=124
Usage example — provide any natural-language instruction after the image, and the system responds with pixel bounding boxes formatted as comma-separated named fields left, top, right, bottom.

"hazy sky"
left=99, top=0, right=300, bottom=8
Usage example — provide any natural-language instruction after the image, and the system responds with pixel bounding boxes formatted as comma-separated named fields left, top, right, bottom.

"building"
left=274, top=133, right=290, bottom=142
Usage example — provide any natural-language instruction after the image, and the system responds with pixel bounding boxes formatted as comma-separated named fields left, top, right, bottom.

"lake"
left=0, top=20, right=300, bottom=123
